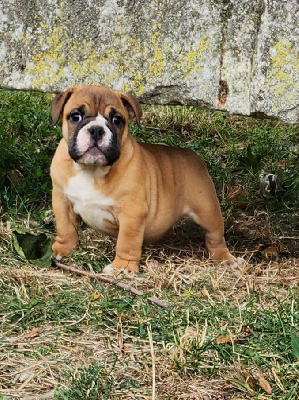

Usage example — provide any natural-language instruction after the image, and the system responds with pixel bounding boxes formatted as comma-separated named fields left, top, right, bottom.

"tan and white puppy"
left=50, top=85, right=236, bottom=273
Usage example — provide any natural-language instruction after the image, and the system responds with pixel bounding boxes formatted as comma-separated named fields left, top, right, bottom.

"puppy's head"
left=51, top=85, right=142, bottom=166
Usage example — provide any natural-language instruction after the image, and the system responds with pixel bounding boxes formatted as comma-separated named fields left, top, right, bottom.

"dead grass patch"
left=1, top=222, right=298, bottom=399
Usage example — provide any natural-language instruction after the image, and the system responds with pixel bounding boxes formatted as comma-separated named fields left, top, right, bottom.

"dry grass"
left=1, top=219, right=298, bottom=399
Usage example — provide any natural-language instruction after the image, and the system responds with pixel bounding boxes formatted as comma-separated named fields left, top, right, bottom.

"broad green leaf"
left=12, top=230, right=52, bottom=268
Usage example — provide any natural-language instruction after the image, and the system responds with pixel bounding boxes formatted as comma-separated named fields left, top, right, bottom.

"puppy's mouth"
left=77, top=145, right=108, bottom=166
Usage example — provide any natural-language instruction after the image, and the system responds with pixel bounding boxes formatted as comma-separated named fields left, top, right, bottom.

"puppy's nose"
left=88, top=126, right=104, bottom=141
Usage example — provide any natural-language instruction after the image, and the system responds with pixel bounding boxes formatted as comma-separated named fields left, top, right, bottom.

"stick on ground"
left=51, top=258, right=169, bottom=308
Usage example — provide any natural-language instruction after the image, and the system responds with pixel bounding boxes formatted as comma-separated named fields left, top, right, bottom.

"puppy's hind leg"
left=191, top=208, right=236, bottom=265
left=183, top=153, right=238, bottom=265
left=187, top=187, right=236, bottom=265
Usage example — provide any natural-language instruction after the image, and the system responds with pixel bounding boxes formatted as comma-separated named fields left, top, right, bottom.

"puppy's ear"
left=120, top=92, right=142, bottom=127
left=51, top=88, right=75, bottom=124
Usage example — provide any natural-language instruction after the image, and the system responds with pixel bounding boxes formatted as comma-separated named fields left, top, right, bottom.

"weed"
left=54, top=363, right=116, bottom=399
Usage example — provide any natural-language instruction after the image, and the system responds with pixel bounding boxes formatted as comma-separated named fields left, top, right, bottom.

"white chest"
left=64, top=170, right=115, bottom=231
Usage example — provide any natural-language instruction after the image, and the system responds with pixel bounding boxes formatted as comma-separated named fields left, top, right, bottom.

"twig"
left=144, top=125, right=169, bottom=132
left=147, top=326, right=156, bottom=400
left=51, top=258, right=169, bottom=308
left=277, top=236, right=299, bottom=240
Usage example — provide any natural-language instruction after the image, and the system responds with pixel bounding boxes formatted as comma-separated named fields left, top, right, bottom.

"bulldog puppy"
left=50, top=85, right=237, bottom=273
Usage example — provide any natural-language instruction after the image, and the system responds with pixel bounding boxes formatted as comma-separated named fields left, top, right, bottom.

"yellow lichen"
left=179, top=37, right=209, bottom=75
left=272, top=41, right=292, bottom=68
left=266, top=40, right=298, bottom=107
left=22, top=9, right=148, bottom=94
left=21, top=3, right=210, bottom=96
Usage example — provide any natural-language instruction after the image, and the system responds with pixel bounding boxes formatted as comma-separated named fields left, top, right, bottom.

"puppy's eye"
left=112, top=115, right=123, bottom=126
left=69, top=112, right=83, bottom=123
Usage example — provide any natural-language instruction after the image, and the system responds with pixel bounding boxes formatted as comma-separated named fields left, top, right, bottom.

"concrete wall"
left=0, top=0, right=298, bottom=123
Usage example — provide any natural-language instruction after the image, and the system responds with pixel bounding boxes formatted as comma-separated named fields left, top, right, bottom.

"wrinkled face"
left=62, top=87, right=129, bottom=166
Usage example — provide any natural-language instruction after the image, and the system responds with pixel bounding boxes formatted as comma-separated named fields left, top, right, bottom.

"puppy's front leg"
left=52, top=186, right=80, bottom=259
left=111, top=214, right=146, bottom=273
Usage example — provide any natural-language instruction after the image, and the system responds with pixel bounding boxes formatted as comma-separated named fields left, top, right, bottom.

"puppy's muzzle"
left=69, top=117, right=120, bottom=166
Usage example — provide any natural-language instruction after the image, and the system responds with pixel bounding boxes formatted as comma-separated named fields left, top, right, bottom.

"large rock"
left=0, top=0, right=298, bottom=123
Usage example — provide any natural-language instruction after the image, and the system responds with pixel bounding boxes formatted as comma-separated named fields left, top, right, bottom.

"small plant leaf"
left=216, top=334, right=233, bottom=344
left=258, top=375, right=272, bottom=394
left=12, top=231, right=27, bottom=259
left=227, top=185, right=248, bottom=201
left=23, top=327, right=39, bottom=339
left=291, top=333, right=299, bottom=358
left=262, top=246, right=279, bottom=259
left=12, top=230, right=52, bottom=268
left=239, top=144, right=261, bottom=172
left=92, top=292, right=102, bottom=301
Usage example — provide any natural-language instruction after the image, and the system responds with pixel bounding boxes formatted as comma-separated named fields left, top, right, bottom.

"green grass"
left=1, top=89, right=297, bottom=234
left=0, top=89, right=60, bottom=216
left=1, top=266, right=298, bottom=398
left=54, top=363, right=117, bottom=399
left=0, top=89, right=298, bottom=399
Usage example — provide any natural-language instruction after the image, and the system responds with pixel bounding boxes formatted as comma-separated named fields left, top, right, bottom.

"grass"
left=0, top=89, right=298, bottom=399
left=0, top=90, right=60, bottom=216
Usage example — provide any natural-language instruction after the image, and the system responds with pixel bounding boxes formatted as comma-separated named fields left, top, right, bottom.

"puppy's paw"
left=123, top=262, right=139, bottom=273
left=225, top=256, right=244, bottom=268
left=210, top=248, right=243, bottom=268
left=102, top=264, right=137, bottom=278
left=210, top=249, right=233, bottom=263
left=111, top=257, right=139, bottom=273
left=53, top=253, right=63, bottom=261
left=52, top=241, right=75, bottom=259
left=102, top=264, right=116, bottom=276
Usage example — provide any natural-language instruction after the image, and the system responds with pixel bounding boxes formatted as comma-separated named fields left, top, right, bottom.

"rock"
left=0, top=0, right=297, bottom=123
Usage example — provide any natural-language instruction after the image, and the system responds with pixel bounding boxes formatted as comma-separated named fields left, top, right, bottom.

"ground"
left=0, top=90, right=298, bottom=399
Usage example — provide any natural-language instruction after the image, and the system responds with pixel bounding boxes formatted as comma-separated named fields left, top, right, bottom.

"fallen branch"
left=51, top=258, right=169, bottom=308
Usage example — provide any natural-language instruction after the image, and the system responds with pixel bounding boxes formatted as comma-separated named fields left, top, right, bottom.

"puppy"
left=50, top=85, right=237, bottom=273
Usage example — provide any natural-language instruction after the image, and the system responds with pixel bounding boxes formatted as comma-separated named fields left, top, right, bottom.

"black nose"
left=88, top=126, right=104, bottom=141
